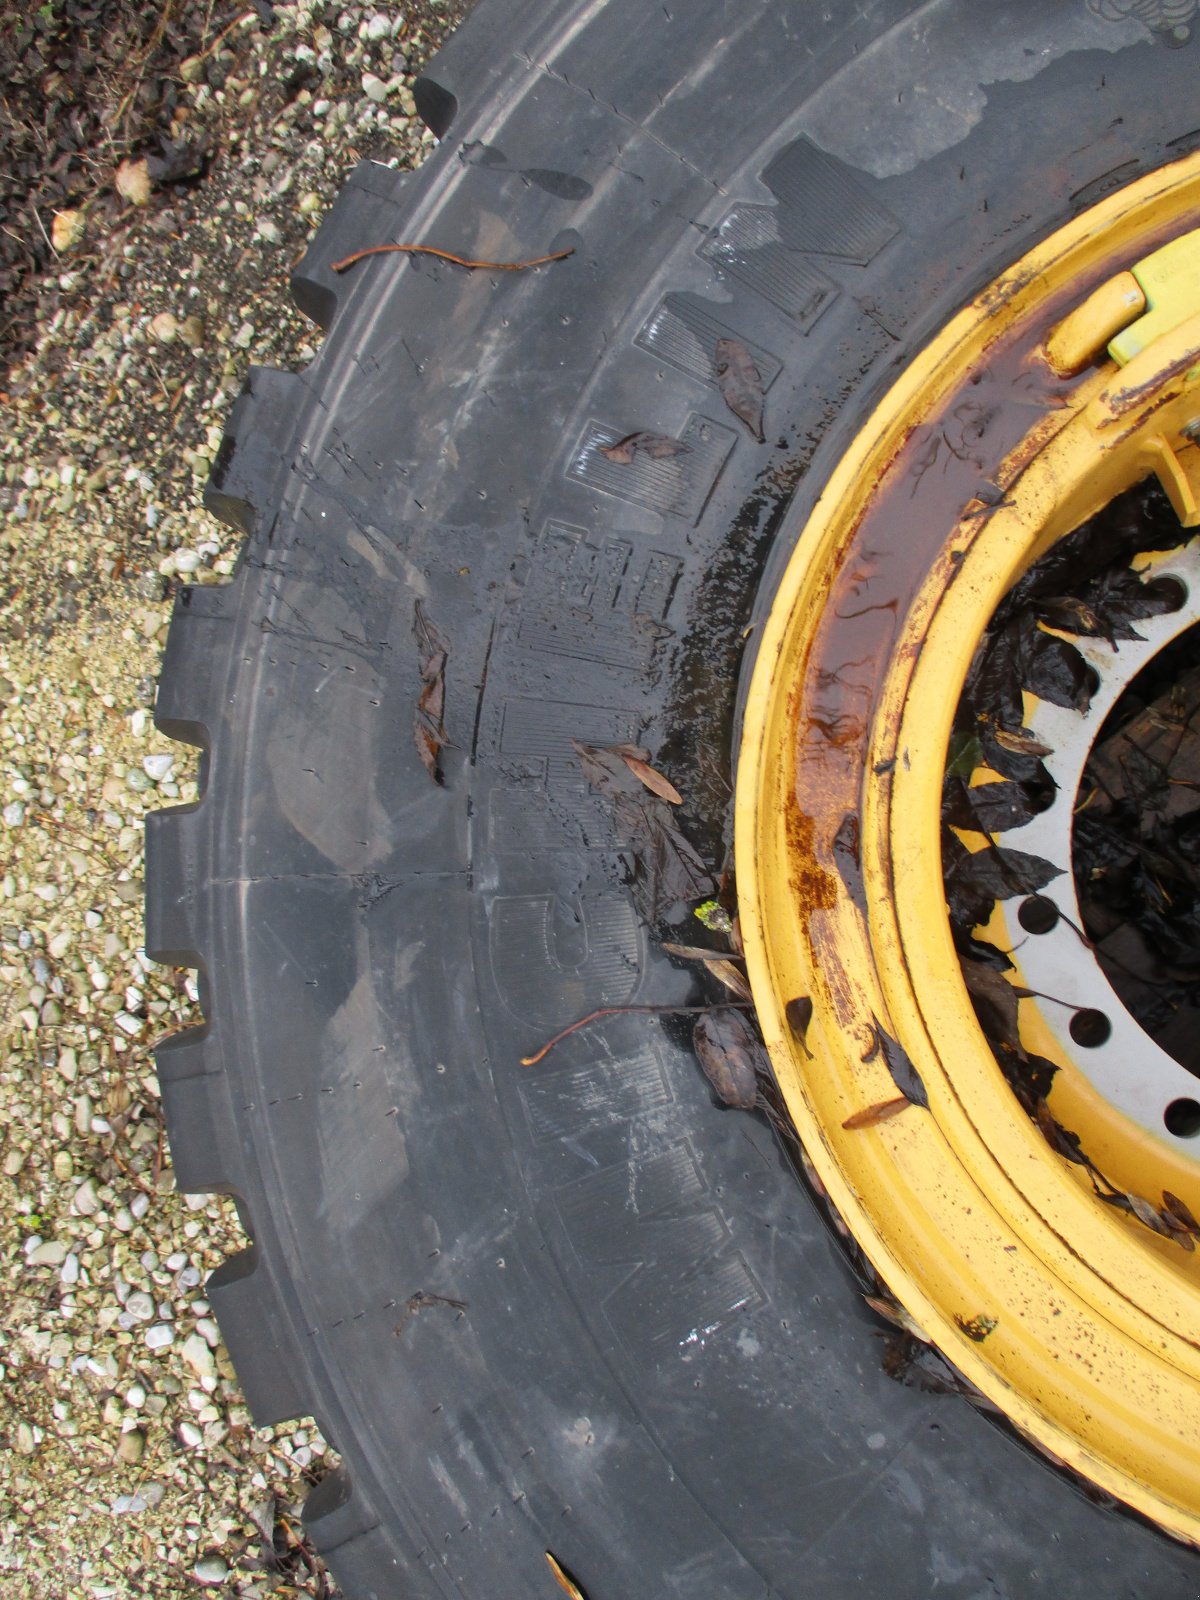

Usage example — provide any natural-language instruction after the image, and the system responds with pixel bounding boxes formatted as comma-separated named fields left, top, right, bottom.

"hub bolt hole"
left=1165, top=1097, right=1200, bottom=1138
left=1143, top=573, right=1188, bottom=612
left=1018, top=895, right=1059, bottom=934
left=1069, top=1008, right=1112, bottom=1048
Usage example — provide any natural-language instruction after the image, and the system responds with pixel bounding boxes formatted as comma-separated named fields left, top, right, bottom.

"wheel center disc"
left=988, top=509, right=1200, bottom=1159
left=737, top=152, right=1200, bottom=1541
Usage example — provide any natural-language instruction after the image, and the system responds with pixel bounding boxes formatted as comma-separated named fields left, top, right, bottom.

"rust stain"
left=783, top=799, right=838, bottom=913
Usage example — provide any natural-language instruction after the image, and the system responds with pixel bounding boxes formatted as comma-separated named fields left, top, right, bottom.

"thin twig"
left=521, top=1002, right=750, bottom=1067
left=331, top=242, right=575, bottom=275
left=187, top=7, right=257, bottom=71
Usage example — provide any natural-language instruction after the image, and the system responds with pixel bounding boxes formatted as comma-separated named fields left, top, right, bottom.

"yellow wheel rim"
left=737, top=151, right=1200, bottom=1540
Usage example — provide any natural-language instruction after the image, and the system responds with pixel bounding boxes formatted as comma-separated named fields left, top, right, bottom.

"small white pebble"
left=126, top=1291, right=155, bottom=1323
left=195, top=1317, right=221, bottom=1348
left=145, top=1323, right=174, bottom=1350
left=28, top=1240, right=68, bottom=1267
left=111, top=1492, right=149, bottom=1515
left=181, top=1333, right=217, bottom=1381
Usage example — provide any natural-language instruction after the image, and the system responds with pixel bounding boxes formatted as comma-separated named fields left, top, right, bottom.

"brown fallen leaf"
left=51, top=208, right=85, bottom=252
left=1160, top=1213, right=1197, bottom=1252
left=692, top=1008, right=764, bottom=1110
left=599, top=431, right=691, bottom=465
left=392, top=1290, right=469, bottom=1337
left=1034, top=1097, right=1091, bottom=1167
left=658, top=944, right=751, bottom=1000
left=704, top=958, right=754, bottom=1003
left=961, top=959, right=1031, bottom=1059
left=546, top=1552, right=587, bottom=1600
left=870, top=1018, right=929, bottom=1108
left=842, top=1095, right=910, bottom=1130
left=413, top=600, right=450, bottom=785
left=864, top=1293, right=926, bottom=1340
left=114, top=157, right=151, bottom=207
left=992, top=724, right=1053, bottom=758
left=661, top=941, right=744, bottom=962
left=1163, top=1190, right=1200, bottom=1236
left=572, top=739, right=714, bottom=919
left=784, top=996, right=814, bottom=1060
left=618, top=751, right=683, bottom=804
left=714, top=337, right=765, bottom=441
left=1125, top=1191, right=1180, bottom=1240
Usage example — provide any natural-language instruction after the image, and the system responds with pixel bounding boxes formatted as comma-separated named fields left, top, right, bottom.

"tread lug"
left=155, top=1026, right=243, bottom=1196
left=144, top=804, right=206, bottom=966
left=204, top=366, right=307, bottom=537
left=154, top=580, right=238, bottom=749
left=304, top=1468, right=381, bottom=1552
left=413, top=0, right=547, bottom=137
left=207, top=1248, right=311, bottom=1428
left=290, top=159, right=414, bottom=332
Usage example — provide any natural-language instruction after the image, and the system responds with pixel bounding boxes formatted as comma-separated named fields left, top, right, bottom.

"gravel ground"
left=0, top=4, right=468, bottom=1594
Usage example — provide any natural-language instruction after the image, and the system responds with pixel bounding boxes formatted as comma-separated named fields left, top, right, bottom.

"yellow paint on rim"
left=736, top=152, right=1200, bottom=1539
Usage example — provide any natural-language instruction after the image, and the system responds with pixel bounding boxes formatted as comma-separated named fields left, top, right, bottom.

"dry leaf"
left=51, top=208, right=85, bottom=252
left=599, top=430, right=690, bottom=465
left=704, top=958, right=753, bottom=1003
left=572, top=739, right=714, bottom=919
left=864, top=1293, right=926, bottom=1339
left=692, top=1008, right=763, bottom=1110
left=872, top=1020, right=929, bottom=1108
left=114, top=157, right=151, bottom=207
left=545, top=1552, right=586, bottom=1599
left=661, top=942, right=740, bottom=962
left=991, top=724, right=1053, bottom=758
left=1125, top=1192, right=1178, bottom=1239
left=1163, top=1190, right=1200, bottom=1236
left=619, top=751, right=682, bottom=804
left=413, top=601, right=450, bottom=785
left=784, top=996, right=814, bottom=1059
left=842, top=1095, right=910, bottom=1130
left=714, top=337, right=765, bottom=441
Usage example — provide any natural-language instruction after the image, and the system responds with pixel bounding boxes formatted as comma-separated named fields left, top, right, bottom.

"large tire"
left=147, top=3, right=1200, bottom=1595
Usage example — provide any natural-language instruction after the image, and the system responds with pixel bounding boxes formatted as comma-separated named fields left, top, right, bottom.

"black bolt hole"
left=1018, top=895, right=1059, bottom=934
left=1165, top=1097, right=1200, bottom=1138
left=1069, top=1008, right=1111, bottom=1048
left=1143, top=573, right=1187, bottom=612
